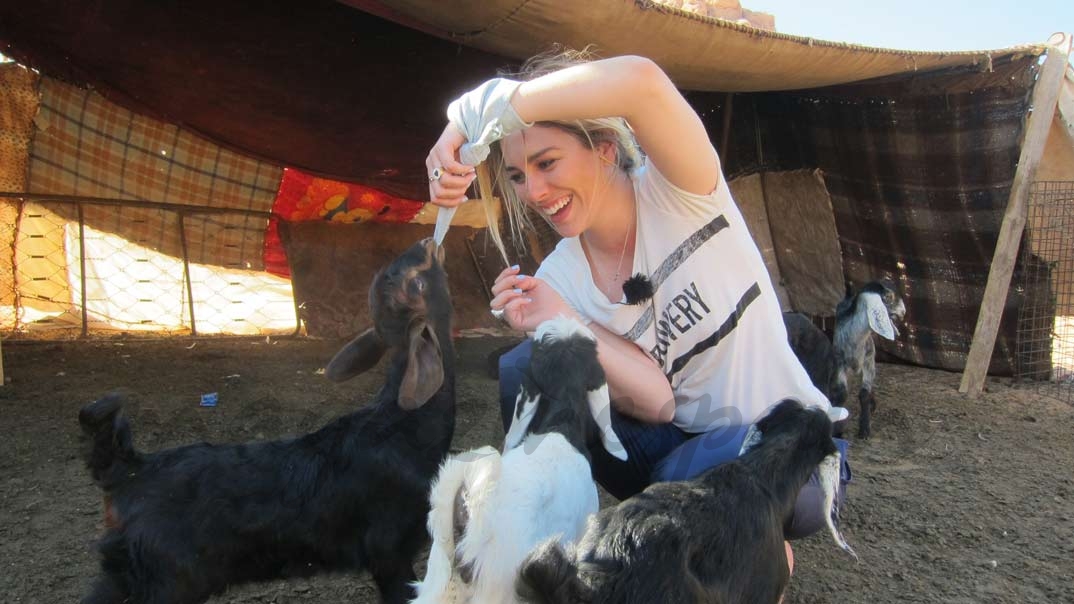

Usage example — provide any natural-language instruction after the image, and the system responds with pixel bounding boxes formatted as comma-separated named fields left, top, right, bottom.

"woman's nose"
left=525, top=173, right=549, bottom=201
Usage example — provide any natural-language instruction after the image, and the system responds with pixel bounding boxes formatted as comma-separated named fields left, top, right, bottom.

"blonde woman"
left=427, top=48, right=850, bottom=544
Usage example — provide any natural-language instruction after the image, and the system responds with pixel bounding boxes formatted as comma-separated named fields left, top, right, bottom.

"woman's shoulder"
left=633, top=156, right=728, bottom=217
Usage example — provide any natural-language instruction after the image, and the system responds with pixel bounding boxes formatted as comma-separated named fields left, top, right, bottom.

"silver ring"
left=429, top=167, right=444, bottom=182
left=490, top=308, right=505, bottom=321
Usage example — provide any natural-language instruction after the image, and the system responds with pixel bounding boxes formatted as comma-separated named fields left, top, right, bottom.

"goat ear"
left=503, top=389, right=540, bottom=451
left=587, top=384, right=627, bottom=461
left=324, top=328, right=386, bottom=382
left=861, top=293, right=896, bottom=340
left=398, top=321, right=444, bottom=410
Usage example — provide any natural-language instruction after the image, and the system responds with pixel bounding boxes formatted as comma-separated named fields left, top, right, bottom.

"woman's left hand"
left=489, top=266, right=577, bottom=332
left=426, top=123, right=478, bottom=208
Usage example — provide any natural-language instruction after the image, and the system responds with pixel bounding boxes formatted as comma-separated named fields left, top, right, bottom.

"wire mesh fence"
left=0, top=194, right=299, bottom=340
left=1014, top=181, right=1074, bottom=403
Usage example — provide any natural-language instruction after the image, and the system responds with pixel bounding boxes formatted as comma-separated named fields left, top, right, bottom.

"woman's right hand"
left=426, top=123, right=478, bottom=208
left=489, top=265, right=577, bottom=332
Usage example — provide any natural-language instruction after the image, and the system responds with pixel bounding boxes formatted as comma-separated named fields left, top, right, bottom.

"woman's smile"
left=540, top=194, right=574, bottom=221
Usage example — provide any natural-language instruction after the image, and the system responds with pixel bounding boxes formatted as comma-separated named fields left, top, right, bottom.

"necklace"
left=585, top=212, right=633, bottom=287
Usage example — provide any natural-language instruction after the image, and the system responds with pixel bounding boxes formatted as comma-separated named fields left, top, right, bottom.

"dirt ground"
left=1, top=334, right=1072, bottom=603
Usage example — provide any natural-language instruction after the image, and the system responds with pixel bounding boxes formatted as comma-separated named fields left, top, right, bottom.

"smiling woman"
left=422, top=46, right=852, bottom=587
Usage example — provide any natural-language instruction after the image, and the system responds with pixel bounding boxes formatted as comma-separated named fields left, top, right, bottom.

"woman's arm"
left=490, top=266, right=675, bottom=424
left=510, top=55, right=720, bottom=196
left=428, top=55, right=720, bottom=206
left=587, top=321, right=676, bottom=424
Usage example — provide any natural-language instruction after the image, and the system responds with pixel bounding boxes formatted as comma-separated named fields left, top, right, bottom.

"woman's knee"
left=651, top=424, right=751, bottom=483
left=785, top=437, right=851, bottom=540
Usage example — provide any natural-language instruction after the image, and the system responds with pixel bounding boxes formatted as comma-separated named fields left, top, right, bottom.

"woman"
left=427, top=47, right=848, bottom=541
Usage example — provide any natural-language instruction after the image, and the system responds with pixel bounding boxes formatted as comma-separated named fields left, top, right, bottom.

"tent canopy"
left=0, top=0, right=1049, bottom=200
left=347, top=0, right=1047, bottom=92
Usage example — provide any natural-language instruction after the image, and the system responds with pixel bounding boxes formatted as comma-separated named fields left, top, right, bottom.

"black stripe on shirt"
left=665, top=281, right=761, bottom=381
left=625, top=214, right=730, bottom=341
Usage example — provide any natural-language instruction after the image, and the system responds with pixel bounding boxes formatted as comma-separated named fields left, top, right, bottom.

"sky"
left=746, top=0, right=1071, bottom=52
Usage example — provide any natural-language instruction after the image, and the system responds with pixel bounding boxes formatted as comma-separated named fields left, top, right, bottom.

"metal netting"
left=1015, top=181, right=1074, bottom=403
left=0, top=194, right=299, bottom=340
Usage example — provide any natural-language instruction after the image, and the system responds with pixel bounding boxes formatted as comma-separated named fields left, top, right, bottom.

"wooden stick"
left=960, top=41, right=1070, bottom=395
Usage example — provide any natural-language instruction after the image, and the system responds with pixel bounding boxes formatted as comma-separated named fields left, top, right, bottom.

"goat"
left=832, top=281, right=906, bottom=439
left=783, top=281, right=905, bottom=439
left=412, top=316, right=627, bottom=604
left=783, top=311, right=838, bottom=405
left=77, top=237, right=455, bottom=604
left=515, top=398, right=855, bottom=604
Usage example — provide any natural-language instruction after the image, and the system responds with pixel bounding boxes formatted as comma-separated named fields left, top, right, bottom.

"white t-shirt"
left=536, top=159, right=830, bottom=432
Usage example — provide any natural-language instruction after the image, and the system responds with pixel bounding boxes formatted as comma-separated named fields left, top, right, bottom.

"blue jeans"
left=498, top=339, right=850, bottom=540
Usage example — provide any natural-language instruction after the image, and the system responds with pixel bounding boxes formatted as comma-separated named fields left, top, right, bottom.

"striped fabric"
left=686, top=55, right=1040, bottom=374
left=29, top=76, right=283, bottom=271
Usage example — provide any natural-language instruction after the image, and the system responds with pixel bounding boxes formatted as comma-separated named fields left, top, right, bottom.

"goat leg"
left=857, top=388, right=875, bottom=439
left=370, top=563, right=419, bottom=604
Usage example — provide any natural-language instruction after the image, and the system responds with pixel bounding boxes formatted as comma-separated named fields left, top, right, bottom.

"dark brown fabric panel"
left=811, top=77, right=1033, bottom=375
left=686, top=58, right=1038, bottom=375
left=0, top=0, right=515, bottom=200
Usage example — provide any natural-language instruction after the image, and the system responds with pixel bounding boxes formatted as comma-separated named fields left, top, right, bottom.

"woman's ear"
left=597, top=141, right=617, bottom=166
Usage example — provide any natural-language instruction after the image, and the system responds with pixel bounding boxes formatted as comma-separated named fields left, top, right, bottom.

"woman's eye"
left=508, top=173, right=525, bottom=184
left=537, top=159, right=556, bottom=170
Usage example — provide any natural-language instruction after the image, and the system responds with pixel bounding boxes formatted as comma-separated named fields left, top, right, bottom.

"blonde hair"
left=480, top=46, right=643, bottom=262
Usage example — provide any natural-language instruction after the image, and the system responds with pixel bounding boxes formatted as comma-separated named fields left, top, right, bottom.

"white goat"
left=411, top=316, right=627, bottom=604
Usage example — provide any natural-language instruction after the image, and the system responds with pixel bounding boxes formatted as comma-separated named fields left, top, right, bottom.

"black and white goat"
left=832, top=281, right=905, bottom=439
left=516, top=399, right=854, bottom=604
left=77, top=238, right=455, bottom=604
left=412, top=316, right=626, bottom=604
left=784, top=281, right=906, bottom=439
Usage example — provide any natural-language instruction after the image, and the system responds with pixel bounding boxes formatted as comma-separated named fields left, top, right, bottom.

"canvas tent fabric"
left=28, top=77, right=283, bottom=271
left=0, top=63, right=37, bottom=324
left=0, top=0, right=1049, bottom=201
left=0, top=0, right=510, bottom=202
left=0, top=1, right=1071, bottom=376
left=348, top=0, right=1048, bottom=91
left=681, top=57, right=1042, bottom=374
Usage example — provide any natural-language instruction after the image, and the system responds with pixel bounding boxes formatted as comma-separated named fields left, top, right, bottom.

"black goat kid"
left=77, top=238, right=455, bottom=604
left=516, top=399, right=854, bottom=604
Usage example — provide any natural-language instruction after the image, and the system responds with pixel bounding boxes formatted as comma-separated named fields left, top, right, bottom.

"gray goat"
left=784, top=280, right=906, bottom=438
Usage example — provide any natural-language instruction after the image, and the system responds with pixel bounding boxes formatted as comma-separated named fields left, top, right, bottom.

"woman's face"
left=500, top=125, right=608, bottom=238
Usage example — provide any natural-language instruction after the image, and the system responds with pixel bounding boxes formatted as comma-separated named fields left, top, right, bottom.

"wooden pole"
left=959, top=40, right=1070, bottom=395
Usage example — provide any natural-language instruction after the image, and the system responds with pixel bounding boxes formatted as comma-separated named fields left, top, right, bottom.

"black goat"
left=783, top=312, right=838, bottom=402
left=516, top=399, right=854, bottom=604
left=77, top=238, right=455, bottom=604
